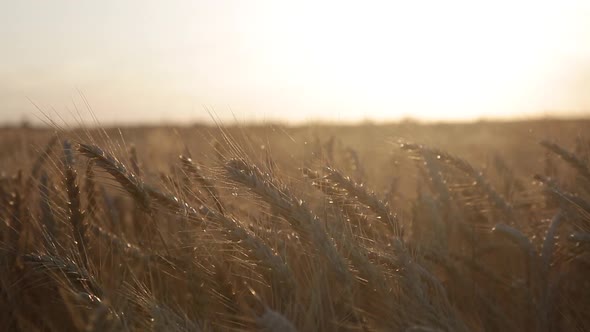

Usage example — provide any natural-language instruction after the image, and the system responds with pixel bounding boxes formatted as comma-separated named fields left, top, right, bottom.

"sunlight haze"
left=1, top=0, right=590, bottom=125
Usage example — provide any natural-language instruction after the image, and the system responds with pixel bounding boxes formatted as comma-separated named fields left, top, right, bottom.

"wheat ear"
left=225, top=158, right=351, bottom=283
left=541, top=140, right=590, bottom=182
left=324, top=166, right=402, bottom=236
left=401, top=142, right=513, bottom=218
left=179, top=155, right=224, bottom=215
left=63, top=140, right=88, bottom=268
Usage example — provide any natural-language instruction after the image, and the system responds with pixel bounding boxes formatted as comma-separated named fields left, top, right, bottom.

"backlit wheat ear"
left=400, top=142, right=513, bottom=218
left=63, top=140, right=88, bottom=269
left=534, top=174, right=590, bottom=217
left=22, top=253, right=103, bottom=298
left=225, top=158, right=352, bottom=284
left=80, top=144, right=295, bottom=293
left=536, top=210, right=566, bottom=332
left=541, top=140, right=590, bottom=182
left=39, top=171, right=57, bottom=251
left=80, top=143, right=201, bottom=220
left=301, top=167, right=368, bottom=223
left=179, top=155, right=224, bottom=215
left=78, top=143, right=149, bottom=208
left=84, top=160, right=98, bottom=220
left=540, top=211, right=564, bottom=275
left=302, top=167, right=391, bottom=291
left=324, top=166, right=403, bottom=236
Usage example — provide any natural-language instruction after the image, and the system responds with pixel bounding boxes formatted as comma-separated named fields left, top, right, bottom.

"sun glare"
left=248, top=1, right=590, bottom=122
left=1, top=0, right=589, bottom=124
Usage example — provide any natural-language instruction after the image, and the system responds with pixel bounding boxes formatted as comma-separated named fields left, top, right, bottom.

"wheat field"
left=0, top=119, right=589, bottom=331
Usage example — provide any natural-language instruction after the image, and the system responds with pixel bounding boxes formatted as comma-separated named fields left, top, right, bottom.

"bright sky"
left=1, top=0, right=590, bottom=125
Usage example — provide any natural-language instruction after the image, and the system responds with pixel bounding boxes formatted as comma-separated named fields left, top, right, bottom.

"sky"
left=1, top=0, right=590, bottom=125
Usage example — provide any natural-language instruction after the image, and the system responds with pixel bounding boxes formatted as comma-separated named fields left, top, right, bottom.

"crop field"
left=1, top=119, right=589, bottom=331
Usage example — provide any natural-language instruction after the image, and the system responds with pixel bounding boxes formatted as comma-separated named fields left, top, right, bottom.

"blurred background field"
left=2, top=118, right=588, bottom=204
